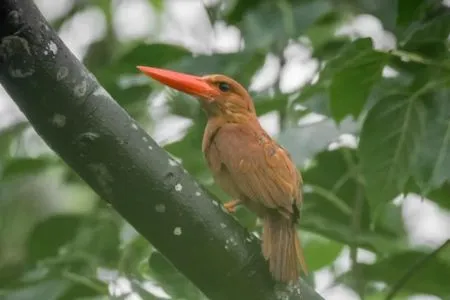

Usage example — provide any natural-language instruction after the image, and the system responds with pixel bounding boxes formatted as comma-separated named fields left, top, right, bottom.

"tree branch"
left=0, top=1, right=324, bottom=299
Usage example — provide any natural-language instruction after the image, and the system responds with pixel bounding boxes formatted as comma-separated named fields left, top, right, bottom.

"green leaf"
left=225, top=0, right=264, bottom=24
left=396, top=0, right=428, bottom=26
left=252, top=94, right=288, bottom=116
left=359, top=93, right=426, bottom=218
left=355, top=0, right=397, bottom=31
left=303, top=233, right=343, bottom=271
left=148, top=252, right=206, bottom=299
left=169, top=51, right=265, bottom=87
left=1, top=157, right=55, bottom=180
left=0, top=121, right=28, bottom=158
left=27, top=215, right=81, bottom=263
left=164, top=119, right=208, bottom=178
left=118, top=236, right=152, bottom=275
left=99, top=43, right=190, bottom=81
left=148, top=0, right=164, bottom=12
left=0, top=280, right=71, bottom=300
left=294, top=38, right=388, bottom=121
left=339, top=249, right=450, bottom=298
left=292, top=83, right=331, bottom=116
left=301, top=149, right=405, bottom=253
left=240, top=0, right=332, bottom=51
left=424, top=183, right=450, bottom=211
left=413, top=88, right=450, bottom=192
left=400, top=14, right=450, bottom=58
left=278, top=117, right=358, bottom=167
left=327, top=38, right=388, bottom=122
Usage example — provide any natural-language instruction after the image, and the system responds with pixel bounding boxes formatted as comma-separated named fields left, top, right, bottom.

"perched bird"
left=137, top=66, right=307, bottom=282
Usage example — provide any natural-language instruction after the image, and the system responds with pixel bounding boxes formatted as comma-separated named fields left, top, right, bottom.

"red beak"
left=137, top=66, right=220, bottom=99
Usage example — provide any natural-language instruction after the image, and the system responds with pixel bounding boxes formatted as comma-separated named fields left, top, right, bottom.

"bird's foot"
left=223, top=199, right=241, bottom=213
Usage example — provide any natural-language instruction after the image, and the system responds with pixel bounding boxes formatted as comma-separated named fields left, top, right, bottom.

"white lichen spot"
left=43, top=50, right=48, bottom=55
left=168, top=158, right=178, bottom=166
left=131, top=123, right=139, bottom=130
left=226, top=237, right=237, bottom=247
left=48, top=41, right=58, bottom=55
left=9, top=67, right=34, bottom=78
left=173, top=227, right=182, bottom=236
left=195, top=191, right=201, bottom=196
left=142, top=136, right=148, bottom=142
left=148, top=145, right=153, bottom=150
left=220, top=223, right=226, bottom=229
left=175, top=183, right=182, bottom=192
left=74, top=80, right=87, bottom=97
left=155, top=204, right=166, bottom=213
left=212, top=200, right=218, bottom=206
left=224, top=245, right=229, bottom=250
left=93, top=86, right=110, bottom=97
left=51, top=113, right=66, bottom=128
left=57, top=67, right=68, bottom=81
left=77, top=132, right=100, bottom=145
left=245, top=237, right=252, bottom=243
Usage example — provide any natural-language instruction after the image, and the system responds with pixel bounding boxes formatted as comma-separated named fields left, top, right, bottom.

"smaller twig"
left=385, top=239, right=450, bottom=300
left=387, top=49, right=450, bottom=71
left=62, top=270, right=108, bottom=294
left=350, top=185, right=364, bottom=299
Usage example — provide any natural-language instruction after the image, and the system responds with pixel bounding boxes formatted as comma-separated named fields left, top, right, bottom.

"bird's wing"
left=210, top=123, right=302, bottom=215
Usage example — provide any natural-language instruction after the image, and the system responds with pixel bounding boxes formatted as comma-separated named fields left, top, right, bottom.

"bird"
left=137, top=66, right=307, bottom=283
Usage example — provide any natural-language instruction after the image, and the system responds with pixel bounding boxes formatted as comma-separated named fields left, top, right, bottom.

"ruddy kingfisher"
left=137, top=66, right=307, bottom=282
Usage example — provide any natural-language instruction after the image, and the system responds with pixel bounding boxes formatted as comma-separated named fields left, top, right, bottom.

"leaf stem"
left=384, top=239, right=450, bottom=300
left=387, top=49, right=450, bottom=70
left=307, top=184, right=352, bottom=215
left=62, top=270, right=108, bottom=294
left=350, top=184, right=365, bottom=299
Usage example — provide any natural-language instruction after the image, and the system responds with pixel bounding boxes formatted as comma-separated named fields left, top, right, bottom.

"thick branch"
left=0, top=1, right=324, bottom=300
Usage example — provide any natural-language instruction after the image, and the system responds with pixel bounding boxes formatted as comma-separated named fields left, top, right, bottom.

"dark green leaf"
left=27, top=215, right=82, bottom=263
left=1, top=157, right=55, bottom=180
left=303, top=233, right=343, bottom=271
left=292, top=83, right=331, bottom=116
left=413, top=88, right=450, bottom=192
left=396, top=0, right=428, bottom=26
left=118, top=236, right=152, bottom=275
left=339, top=249, right=450, bottom=297
left=278, top=117, right=358, bottom=167
left=148, top=252, right=206, bottom=299
left=169, top=51, right=265, bottom=87
left=355, top=0, right=397, bottom=31
left=400, top=14, right=450, bottom=58
left=100, top=43, right=190, bottom=81
left=327, top=38, right=388, bottom=121
left=301, top=149, right=405, bottom=253
left=164, top=119, right=208, bottom=178
left=252, top=93, right=288, bottom=116
left=0, top=121, right=28, bottom=158
left=0, top=280, right=71, bottom=300
left=240, top=0, right=332, bottom=51
left=226, top=0, right=263, bottom=24
left=359, top=93, right=426, bottom=218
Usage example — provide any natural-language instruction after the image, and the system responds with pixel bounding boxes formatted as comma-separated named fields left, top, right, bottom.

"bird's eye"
left=218, top=82, right=231, bottom=92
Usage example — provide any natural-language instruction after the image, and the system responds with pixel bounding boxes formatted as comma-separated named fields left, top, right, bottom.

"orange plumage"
left=137, top=66, right=307, bottom=282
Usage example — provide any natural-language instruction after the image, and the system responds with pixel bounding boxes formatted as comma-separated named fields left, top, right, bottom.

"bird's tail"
left=262, top=214, right=307, bottom=282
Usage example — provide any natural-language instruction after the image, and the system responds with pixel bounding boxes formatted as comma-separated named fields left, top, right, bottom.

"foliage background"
left=0, top=0, right=450, bottom=299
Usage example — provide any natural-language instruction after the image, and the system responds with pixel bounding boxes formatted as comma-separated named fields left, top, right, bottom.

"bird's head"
left=137, top=66, right=256, bottom=122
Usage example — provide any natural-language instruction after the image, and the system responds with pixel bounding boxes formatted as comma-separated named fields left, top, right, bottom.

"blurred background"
left=0, top=0, right=449, bottom=299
